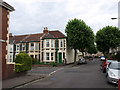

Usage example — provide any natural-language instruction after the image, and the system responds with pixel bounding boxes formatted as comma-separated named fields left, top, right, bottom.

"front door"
left=59, top=53, right=62, bottom=64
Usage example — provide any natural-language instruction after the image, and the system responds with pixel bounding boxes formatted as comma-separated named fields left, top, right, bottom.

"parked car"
left=100, top=56, right=105, bottom=61
left=118, top=79, right=120, bottom=90
left=77, top=58, right=87, bottom=64
left=106, top=62, right=120, bottom=84
left=101, top=58, right=117, bottom=73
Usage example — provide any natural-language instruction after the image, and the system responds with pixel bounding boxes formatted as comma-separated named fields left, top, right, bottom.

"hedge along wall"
left=15, top=52, right=32, bottom=72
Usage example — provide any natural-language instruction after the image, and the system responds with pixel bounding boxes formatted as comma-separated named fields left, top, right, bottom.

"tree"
left=15, top=52, right=32, bottom=72
left=96, top=26, right=120, bottom=56
left=115, top=51, right=120, bottom=62
left=65, top=18, right=95, bottom=64
left=87, top=44, right=97, bottom=54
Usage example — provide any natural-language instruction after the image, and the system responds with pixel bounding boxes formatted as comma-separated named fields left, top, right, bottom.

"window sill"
left=7, top=62, right=15, bottom=64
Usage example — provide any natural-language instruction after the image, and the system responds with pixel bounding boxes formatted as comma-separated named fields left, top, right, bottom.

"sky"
left=4, top=0, right=119, bottom=35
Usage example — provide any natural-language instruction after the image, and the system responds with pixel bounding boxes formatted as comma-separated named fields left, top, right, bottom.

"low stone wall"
left=32, top=64, right=52, bottom=67
left=3, top=64, right=27, bottom=80
left=3, top=64, right=15, bottom=80
left=32, top=64, right=64, bottom=67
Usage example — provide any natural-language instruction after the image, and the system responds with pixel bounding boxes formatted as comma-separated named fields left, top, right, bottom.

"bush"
left=32, top=58, right=40, bottom=64
left=50, top=62, right=58, bottom=67
left=15, top=53, right=32, bottom=72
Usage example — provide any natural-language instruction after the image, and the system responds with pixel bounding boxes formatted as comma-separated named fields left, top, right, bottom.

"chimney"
left=9, top=33, right=13, bottom=37
left=43, top=27, right=49, bottom=33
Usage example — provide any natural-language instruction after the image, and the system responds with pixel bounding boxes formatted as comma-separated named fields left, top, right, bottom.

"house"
left=0, top=1, right=15, bottom=79
left=9, top=27, right=67, bottom=64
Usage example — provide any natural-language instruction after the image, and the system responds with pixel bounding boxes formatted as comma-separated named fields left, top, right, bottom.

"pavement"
left=2, top=67, right=62, bottom=89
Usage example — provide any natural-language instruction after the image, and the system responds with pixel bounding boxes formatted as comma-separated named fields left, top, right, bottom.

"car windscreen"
left=107, top=60, right=116, bottom=62
left=109, top=63, right=120, bottom=70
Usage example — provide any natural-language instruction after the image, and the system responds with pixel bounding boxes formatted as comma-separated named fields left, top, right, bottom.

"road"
left=17, top=58, right=117, bottom=88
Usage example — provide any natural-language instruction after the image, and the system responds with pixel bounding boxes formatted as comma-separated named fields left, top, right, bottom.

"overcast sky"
left=4, top=0, right=119, bottom=35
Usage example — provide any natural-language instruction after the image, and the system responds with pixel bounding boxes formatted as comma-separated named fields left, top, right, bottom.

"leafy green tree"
left=15, top=52, right=32, bottom=72
left=96, top=26, right=120, bottom=56
left=87, top=44, right=97, bottom=54
left=115, top=51, right=120, bottom=62
left=65, top=18, right=95, bottom=64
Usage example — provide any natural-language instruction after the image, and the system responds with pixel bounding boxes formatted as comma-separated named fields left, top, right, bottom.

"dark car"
left=101, top=58, right=117, bottom=73
left=78, top=58, right=87, bottom=64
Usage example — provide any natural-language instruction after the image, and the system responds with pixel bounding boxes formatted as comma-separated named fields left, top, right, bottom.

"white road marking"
left=49, top=68, right=64, bottom=76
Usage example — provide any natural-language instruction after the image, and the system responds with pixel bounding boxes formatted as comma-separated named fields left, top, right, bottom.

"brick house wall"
left=0, top=1, right=15, bottom=79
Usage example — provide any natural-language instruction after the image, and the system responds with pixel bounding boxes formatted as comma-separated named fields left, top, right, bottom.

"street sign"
left=118, top=1, right=120, bottom=29
left=0, top=39, right=6, bottom=42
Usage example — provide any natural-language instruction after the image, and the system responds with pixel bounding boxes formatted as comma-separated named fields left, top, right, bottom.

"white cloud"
left=4, top=0, right=120, bottom=35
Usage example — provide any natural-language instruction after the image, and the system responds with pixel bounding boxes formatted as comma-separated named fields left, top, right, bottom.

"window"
left=30, top=55, right=34, bottom=58
left=35, top=55, right=38, bottom=59
left=35, top=43, right=39, bottom=50
left=51, top=53, right=54, bottom=60
left=60, top=40, right=63, bottom=47
left=10, top=55, right=12, bottom=62
left=51, top=40, right=54, bottom=47
left=10, top=46, right=12, bottom=51
left=31, top=43, right=34, bottom=46
left=30, top=43, right=34, bottom=50
left=46, top=40, right=49, bottom=47
left=22, top=43, right=26, bottom=50
left=46, top=53, right=49, bottom=60
left=64, top=40, right=66, bottom=47
left=16, top=45, right=19, bottom=51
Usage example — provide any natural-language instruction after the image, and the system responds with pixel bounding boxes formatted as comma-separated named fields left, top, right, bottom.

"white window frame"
left=16, top=44, right=20, bottom=51
left=22, top=43, right=26, bottom=51
left=35, top=43, right=39, bottom=50
left=46, top=52, right=50, bottom=60
left=46, top=39, right=50, bottom=47
left=30, top=43, right=34, bottom=51
left=51, top=39, right=54, bottom=48
left=59, top=39, right=63, bottom=48
left=51, top=52, right=54, bottom=60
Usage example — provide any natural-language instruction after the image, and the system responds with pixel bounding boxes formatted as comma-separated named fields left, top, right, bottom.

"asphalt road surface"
left=18, top=58, right=117, bottom=88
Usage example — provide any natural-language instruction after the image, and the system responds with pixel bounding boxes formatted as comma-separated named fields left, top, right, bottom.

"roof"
left=11, top=30, right=66, bottom=44
left=0, top=1, right=15, bottom=11
left=42, top=31, right=66, bottom=39
left=13, top=35, right=28, bottom=43
left=22, top=33, right=43, bottom=42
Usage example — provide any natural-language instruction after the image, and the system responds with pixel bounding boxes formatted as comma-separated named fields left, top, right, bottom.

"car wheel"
left=103, top=68, right=106, bottom=73
left=107, top=75, right=111, bottom=84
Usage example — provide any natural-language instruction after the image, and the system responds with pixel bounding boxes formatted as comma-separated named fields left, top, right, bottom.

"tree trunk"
left=74, top=49, right=77, bottom=65
left=82, top=51, right=84, bottom=57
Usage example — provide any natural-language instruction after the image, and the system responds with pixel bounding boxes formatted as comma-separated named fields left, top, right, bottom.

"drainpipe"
left=55, top=39, right=59, bottom=63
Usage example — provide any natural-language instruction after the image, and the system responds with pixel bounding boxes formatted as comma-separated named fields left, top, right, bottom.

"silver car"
left=77, top=58, right=87, bottom=64
left=106, top=62, right=120, bottom=84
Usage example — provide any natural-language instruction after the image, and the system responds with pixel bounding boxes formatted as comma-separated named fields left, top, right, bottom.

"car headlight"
left=109, top=71, right=116, bottom=77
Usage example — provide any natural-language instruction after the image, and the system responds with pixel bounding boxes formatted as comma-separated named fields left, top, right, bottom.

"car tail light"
left=107, top=62, right=110, bottom=65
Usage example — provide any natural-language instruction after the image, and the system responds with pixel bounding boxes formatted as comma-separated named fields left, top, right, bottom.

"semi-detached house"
left=9, top=27, right=67, bottom=64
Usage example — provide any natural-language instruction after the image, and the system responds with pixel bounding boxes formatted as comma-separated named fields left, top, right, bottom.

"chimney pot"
left=9, top=33, right=13, bottom=37
left=43, top=27, right=49, bottom=33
